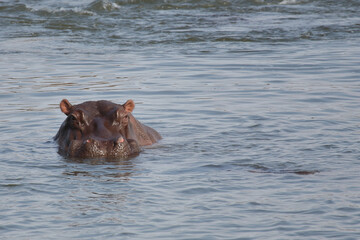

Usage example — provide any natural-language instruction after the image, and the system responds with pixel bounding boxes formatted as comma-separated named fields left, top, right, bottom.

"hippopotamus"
left=54, top=99, right=161, bottom=159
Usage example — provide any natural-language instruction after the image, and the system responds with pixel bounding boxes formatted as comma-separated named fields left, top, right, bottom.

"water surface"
left=1, top=0, right=360, bottom=239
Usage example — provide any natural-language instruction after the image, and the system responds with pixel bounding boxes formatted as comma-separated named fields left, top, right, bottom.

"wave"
left=86, top=0, right=121, bottom=12
left=1, top=0, right=358, bottom=16
left=0, top=0, right=313, bottom=15
left=0, top=0, right=121, bottom=18
left=1, top=0, right=358, bottom=43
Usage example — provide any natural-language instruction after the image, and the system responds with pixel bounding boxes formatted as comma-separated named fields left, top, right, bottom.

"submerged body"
left=54, top=99, right=161, bottom=159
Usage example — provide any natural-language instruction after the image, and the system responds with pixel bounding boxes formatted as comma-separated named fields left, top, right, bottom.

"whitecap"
left=86, top=0, right=121, bottom=12
left=279, top=0, right=300, bottom=5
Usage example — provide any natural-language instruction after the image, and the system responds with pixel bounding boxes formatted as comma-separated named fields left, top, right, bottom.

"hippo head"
left=54, top=99, right=141, bottom=159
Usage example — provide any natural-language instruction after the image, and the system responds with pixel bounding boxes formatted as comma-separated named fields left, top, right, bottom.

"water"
left=1, top=0, right=360, bottom=239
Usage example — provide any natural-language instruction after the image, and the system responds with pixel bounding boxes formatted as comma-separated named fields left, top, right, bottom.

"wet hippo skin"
left=54, top=99, right=161, bottom=159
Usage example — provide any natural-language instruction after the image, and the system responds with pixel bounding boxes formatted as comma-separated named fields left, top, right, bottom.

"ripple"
left=180, top=187, right=220, bottom=195
left=249, top=170, right=320, bottom=175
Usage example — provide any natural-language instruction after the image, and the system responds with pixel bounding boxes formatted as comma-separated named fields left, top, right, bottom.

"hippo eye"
left=69, top=114, right=80, bottom=128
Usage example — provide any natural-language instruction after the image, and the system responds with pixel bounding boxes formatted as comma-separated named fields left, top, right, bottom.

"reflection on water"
left=58, top=159, right=139, bottom=229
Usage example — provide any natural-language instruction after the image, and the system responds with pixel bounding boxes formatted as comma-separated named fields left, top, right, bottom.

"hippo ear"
left=60, top=99, right=72, bottom=115
left=123, top=99, right=135, bottom=113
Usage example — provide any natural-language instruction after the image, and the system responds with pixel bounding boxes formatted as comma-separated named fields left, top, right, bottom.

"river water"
left=1, top=0, right=360, bottom=239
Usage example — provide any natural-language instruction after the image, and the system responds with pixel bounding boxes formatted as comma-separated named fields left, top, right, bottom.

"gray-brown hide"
left=54, top=99, right=161, bottom=159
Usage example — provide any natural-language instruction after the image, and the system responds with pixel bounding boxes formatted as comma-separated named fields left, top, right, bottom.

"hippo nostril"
left=117, top=137, right=125, bottom=144
left=113, top=137, right=125, bottom=148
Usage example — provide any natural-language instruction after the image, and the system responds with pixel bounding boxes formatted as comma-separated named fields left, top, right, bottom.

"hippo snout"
left=66, top=137, right=140, bottom=159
